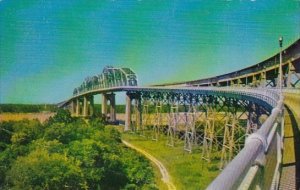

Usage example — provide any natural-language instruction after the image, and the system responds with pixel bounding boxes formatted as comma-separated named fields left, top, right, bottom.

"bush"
left=0, top=111, right=155, bottom=189
left=6, top=149, right=86, bottom=190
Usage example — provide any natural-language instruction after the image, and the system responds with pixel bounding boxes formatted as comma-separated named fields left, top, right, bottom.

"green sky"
left=0, top=0, right=299, bottom=103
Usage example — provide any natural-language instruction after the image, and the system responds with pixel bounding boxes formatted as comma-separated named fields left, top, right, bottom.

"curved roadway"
left=122, top=140, right=176, bottom=190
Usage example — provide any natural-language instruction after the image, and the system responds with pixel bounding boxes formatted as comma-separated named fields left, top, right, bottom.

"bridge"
left=60, top=38, right=300, bottom=189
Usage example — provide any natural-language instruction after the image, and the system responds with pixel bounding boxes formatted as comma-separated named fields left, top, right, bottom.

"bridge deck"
left=279, top=93, right=300, bottom=190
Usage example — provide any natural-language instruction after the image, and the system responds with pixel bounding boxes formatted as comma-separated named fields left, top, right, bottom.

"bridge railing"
left=207, top=88, right=284, bottom=190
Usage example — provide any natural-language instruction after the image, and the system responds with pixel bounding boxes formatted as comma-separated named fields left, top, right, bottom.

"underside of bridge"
left=124, top=90, right=270, bottom=168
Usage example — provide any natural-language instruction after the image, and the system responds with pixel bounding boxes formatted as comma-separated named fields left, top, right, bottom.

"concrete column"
left=89, top=96, right=94, bottom=116
left=110, top=93, right=116, bottom=122
left=83, top=96, right=88, bottom=117
left=76, top=98, right=80, bottom=117
left=125, top=94, right=132, bottom=131
left=70, top=100, right=75, bottom=116
left=101, top=94, right=107, bottom=116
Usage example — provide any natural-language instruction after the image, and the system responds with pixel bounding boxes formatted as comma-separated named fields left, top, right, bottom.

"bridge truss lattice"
left=127, top=90, right=270, bottom=166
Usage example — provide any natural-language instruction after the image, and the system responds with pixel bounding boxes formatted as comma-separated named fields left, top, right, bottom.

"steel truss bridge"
left=60, top=39, right=300, bottom=190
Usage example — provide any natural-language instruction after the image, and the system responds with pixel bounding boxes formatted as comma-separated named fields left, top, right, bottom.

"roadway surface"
left=279, top=93, right=300, bottom=190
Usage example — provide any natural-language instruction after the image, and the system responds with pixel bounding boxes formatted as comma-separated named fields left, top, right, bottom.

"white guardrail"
left=206, top=87, right=284, bottom=190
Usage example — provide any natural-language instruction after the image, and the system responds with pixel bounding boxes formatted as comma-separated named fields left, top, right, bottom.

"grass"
left=0, top=112, right=54, bottom=123
left=122, top=132, right=221, bottom=190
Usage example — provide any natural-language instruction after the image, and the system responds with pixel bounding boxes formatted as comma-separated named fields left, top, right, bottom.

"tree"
left=0, top=121, right=14, bottom=150
left=44, top=121, right=91, bottom=144
left=6, top=149, right=86, bottom=190
left=46, top=109, right=74, bottom=126
left=89, top=117, right=105, bottom=131
left=11, top=119, right=43, bottom=146
left=0, top=111, right=156, bottom=189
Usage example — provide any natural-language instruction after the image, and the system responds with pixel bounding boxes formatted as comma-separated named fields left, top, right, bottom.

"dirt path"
left=122, top=140, right=176, bottom=190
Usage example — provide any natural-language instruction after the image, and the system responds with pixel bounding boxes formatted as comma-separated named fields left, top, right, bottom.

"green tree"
left=0, top=121, right=14, bottom=150
left=68, top=139, right=106, bottom=189
left=89, top=117, right=105, bottom=130
left=29, top=139, right=65, bottom=154
left=6, top=149, right=86, bottom=190
left=11, top=119, right=43, bottom=146
left=44, top=121, right=90, bottom=144
left=46, top=109, right=74, bottom=126
left=0, top=112, right=156, bottom=189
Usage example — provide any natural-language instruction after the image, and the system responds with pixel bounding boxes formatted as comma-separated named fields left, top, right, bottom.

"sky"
left=0, top=0, right=299, bottom=104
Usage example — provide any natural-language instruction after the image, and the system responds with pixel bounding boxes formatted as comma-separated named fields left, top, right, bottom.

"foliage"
left=0, top=121, right=14, bottom=150
left=0, top=104, right=57, bottom=113
left=6, top=149, right=85, bottom=190
left=0, top=110, right=155, bottom=189
left=46, top=109, right=75, bottom=125
left=89, top=117, right=105, bottom=130
left=122, top=133, right=221, bottom=190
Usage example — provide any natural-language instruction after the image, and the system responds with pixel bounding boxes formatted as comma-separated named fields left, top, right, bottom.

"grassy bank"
left=122, top=133, right=221, bottom=190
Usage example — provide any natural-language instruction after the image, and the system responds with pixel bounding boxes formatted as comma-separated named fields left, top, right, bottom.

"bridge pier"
left=76, top=98, right=80, bottom=116
left=70, top=99, right=76, bottom=116
left=109, top=93, right=116, bottom=122
left=101, top=94, right=107, bottom=116
left=125, top=93, right=132, bottom=131
left=89, top=96, right=94, bottom=116
left=83, top=96, right=88, bottom=117
left=101, top=93, right=116, bottom=122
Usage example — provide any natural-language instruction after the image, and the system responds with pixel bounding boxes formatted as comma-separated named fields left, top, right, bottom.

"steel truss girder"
left=202, top=105, right=216, bottom=161
left=127, top=90, right=270, bottom=157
